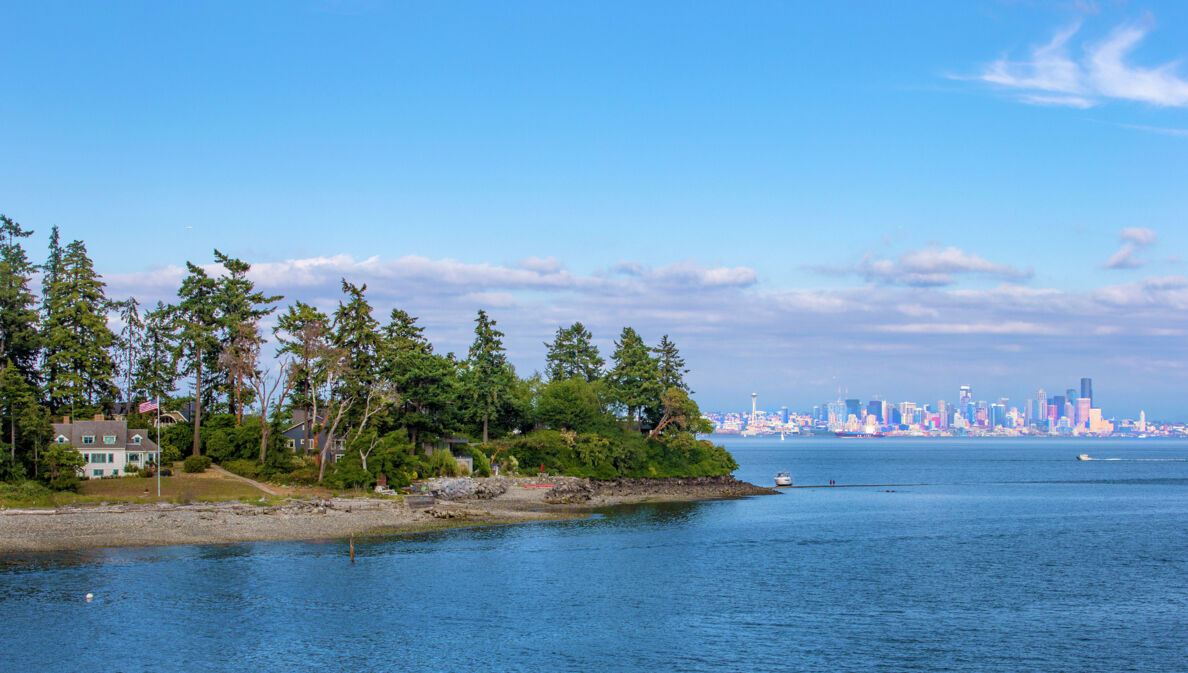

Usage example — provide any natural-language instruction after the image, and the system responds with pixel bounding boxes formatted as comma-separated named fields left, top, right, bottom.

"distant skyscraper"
left=827, top=400, right=847, bottom=429
left=1075, top=398, right=1091, bottom=428
left=990, top=403, right=1006, bottom=428
left=1052, top=395, right=1066, bottom=418
left=1139, top=410, right=1147, bottom=433
left=845, top=399, right=861, bottom=420
left=1066, top=389, right=1077, bottom=405
left=1080, top=378, right=1093, bottom=407
left=959, top=385, right=972, bottom=406
left=866, top=400, right=884, bottom=423
left=779, top=406, right=789, bottom=424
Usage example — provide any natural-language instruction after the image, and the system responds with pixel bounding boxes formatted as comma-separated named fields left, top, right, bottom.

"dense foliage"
left=0, top=212, right=734, bottom=493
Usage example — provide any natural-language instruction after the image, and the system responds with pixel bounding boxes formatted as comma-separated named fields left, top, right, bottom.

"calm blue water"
left=3, top=438, right=1187, bottom=673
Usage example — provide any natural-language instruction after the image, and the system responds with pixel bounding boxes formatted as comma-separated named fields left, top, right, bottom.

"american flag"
left=138, top=400, right=159, bottom=414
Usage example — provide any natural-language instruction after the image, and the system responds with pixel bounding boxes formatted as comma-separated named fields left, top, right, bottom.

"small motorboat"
left=774, top=471, right=793, bottom=487
left=1076, top=454, right=1091, bottom=461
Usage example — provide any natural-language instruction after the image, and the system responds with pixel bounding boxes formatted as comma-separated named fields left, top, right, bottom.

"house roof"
left=52, top=421, right=159, bottom=452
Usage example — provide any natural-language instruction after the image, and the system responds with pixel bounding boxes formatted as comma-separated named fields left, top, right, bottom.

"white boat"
left=1076, top=454, right=1091, bottom=461
left=774, top=471, right=793, bottom=487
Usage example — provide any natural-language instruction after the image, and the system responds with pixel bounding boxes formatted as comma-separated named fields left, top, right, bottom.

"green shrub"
left=285, top=465, right=319, bottom=485
left=203, top=416, right=262, bottom=463
left=0, top=449, right=27, bottom=482
left=48, top=473, right=80, bottom=491
left=427, top=449, right=460, bottom=477
left=223, top=459, right=262, bottom=479
left=325, top=454, right=373, bottom=490
left=182, top=455, right=212, bottom=473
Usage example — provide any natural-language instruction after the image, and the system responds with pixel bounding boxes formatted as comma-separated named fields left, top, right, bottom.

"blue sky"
left=3, top=1, right=1188, bottom=417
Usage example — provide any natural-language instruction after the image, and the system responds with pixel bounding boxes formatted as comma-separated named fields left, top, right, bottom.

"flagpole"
left=156, top=397, right=161, bottom=498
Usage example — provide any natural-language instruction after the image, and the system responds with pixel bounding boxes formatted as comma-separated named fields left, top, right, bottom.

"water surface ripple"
left=2, top=438, right=1186, bottom=672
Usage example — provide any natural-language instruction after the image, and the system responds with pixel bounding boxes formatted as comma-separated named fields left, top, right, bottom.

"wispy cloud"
left=1114, top=123, right=1188, bottom=137
left=874, top=321, right=1066, bottom=336
left=1102, top=227, right=1158, bottom=269
left=973, top=15, right=1188, bottom=108
left=1120, top=227, right=1157, bottom=245
left=854, top=246, right=1031, bottom=287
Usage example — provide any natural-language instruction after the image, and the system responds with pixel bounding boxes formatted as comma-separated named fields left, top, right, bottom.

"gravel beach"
left=0, top=475, right=775, bottom=552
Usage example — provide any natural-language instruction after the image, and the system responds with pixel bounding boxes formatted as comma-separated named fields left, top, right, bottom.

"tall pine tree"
left=331, top=280, right=382, bottom=421
left=653, top=334, right=689, bottom=392
left=464, top=309, right=513, bottom=443
left=41, top=240, right=118, bottom=415
left=38, top=225, right=62, bottom=392
left=172, top=262, right=219, bottom=456
left=607, top=327, right=661, bottom=431
left=213, top=250, right=281, bottom=423
left=381, top=307, right=454, bottom=448
left=544, top=322, right=604, bottom=382
left=0, top=215, right=41, bottom=389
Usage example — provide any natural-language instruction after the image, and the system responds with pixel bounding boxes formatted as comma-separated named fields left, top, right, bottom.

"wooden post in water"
left=350, top=536, right=355, bottom=563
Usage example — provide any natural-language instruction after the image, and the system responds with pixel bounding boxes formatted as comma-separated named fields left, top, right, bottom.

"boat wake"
left=1079, top=457, right=1187, bottom=462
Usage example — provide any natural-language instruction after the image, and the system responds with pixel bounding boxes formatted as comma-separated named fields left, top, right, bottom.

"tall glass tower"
left=1080, top=378, right=1093, bottom=407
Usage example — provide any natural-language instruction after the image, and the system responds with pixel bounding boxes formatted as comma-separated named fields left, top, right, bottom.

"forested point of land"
left=0, top=213, right=735, bottom=497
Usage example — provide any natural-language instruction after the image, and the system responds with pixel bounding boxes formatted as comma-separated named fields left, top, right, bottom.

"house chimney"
left=94, top=413, right=104, bottom=421
left=63, top=416, right=70, bottom=424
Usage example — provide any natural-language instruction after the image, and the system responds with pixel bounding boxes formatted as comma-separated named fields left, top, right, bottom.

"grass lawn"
left=1, top=466, right=276, bottom=508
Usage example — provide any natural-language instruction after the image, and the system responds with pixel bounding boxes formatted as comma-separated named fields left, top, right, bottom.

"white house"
left=52, top=415, right=161, bottom=479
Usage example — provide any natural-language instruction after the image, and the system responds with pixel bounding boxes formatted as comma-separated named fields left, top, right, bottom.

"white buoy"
left=85, top=593, right=93, bottom=601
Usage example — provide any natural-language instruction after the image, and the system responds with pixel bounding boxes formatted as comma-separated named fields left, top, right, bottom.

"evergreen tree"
left=393, top=349, right=457, bottom=448
left=114, top=297, right=144, bottom=405
left=18, top=403, right=54, bottom=478
left=38, top=225, right=63, bottom=390
left=313, top=282, right=391, bottom=482
left=41, top=225, right=63, bottom=309
left=0, top=359, right=37, bottom=467
left=464, top=309, right=514, bottom=443
left=653, top=334, right=689, bottom=392
left=172, top=262, right=219, bottom=456
left=213, top=250, right=281, bottom=423
left=380, top=307, right=451, bottom=447
left=331, top=280, right=382, bottom=416
left=382, top=308, right=432, bottom=355
left=0, top=215, right=41, bottom=386
left=606, top=327, right=661, bottom=431
left=133, top=301, right=177, bottom=403
left=41, top=240, right=118, bottom=414
left=544, top=321, right=604, bottom=382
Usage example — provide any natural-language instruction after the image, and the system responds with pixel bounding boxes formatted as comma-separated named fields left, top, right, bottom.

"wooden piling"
left=350, top=536, right=355, bottom=563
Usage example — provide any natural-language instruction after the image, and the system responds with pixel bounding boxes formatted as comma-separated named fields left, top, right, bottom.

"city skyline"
left=715, top=377, right=1171, bottom=424
left=709, top=377, right=1177, bottom=436
left=3, top=2, right=1188, bottom=417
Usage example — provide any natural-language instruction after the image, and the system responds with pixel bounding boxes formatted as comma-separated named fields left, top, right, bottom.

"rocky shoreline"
left=0, top=475, right=777, bottom=553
